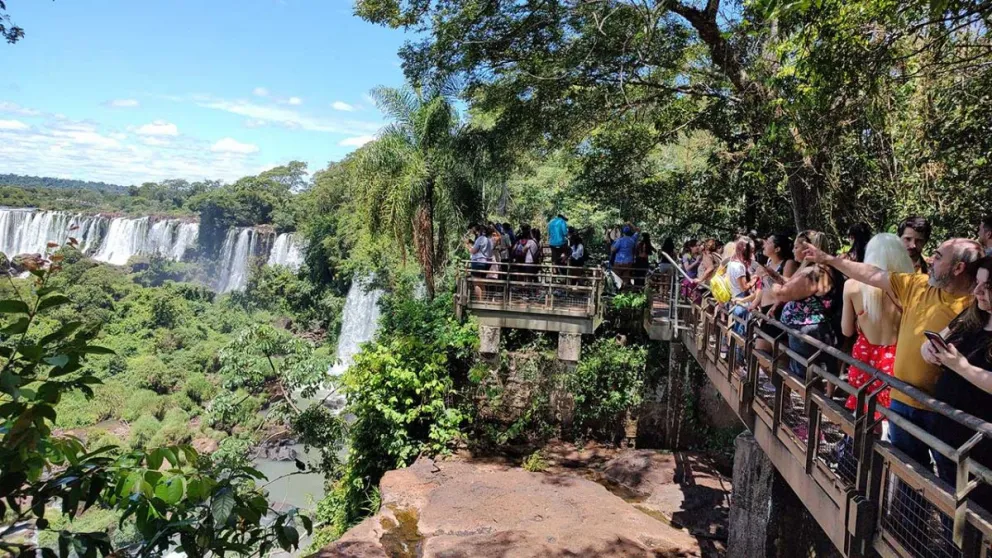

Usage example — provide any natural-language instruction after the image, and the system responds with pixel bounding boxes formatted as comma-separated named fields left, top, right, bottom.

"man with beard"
left=899, top=216, right=932, bottom=273
left=803, top=238, right=980, bottom=466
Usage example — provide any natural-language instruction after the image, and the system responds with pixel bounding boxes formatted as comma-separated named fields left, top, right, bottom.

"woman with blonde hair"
left=773, top=230, right=838, bottom=378
left=842, top=233, right=914, bottom=416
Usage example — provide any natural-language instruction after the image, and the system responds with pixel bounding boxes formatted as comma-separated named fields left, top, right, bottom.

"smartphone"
left=924, top=330, right=949, bottom=350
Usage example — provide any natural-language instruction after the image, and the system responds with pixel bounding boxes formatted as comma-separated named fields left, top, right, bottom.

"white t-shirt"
left=524, top=239, right=539, bottom=264
left=726, top=260, right=749, bottom=298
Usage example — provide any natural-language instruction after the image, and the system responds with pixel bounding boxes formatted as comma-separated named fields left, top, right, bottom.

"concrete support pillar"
left=479, top=325, right=501, bottom=354
left=557, top=333, right=582, bottom=362
left=728, top=432, right=775, bottom=558
left=728, top=432, right=842, bottom=558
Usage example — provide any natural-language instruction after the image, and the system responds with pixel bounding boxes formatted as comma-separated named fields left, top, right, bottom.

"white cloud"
left=211, top=137, right=259, bottom=154
left=141, top=137, right=170, bottom=147
left=107, top=99, right=140, bottom=108
left=0, top=119, right=29, bottom=131
left=0, top=101, right=42, bottom=117
left=339, top=135, right=375, bottom=147
left=0, top=107, right=265, bottom=185
left=253, top=87, right=269, bottom=97
left=197, top=98, right=381, bottom=135
left=135, top=120, right=179, bottom=137
left=243, top=119, right=268, bottom=129
left=332, top=101, right=356, bottom=112
left=287, top=97, right=303, bottom=106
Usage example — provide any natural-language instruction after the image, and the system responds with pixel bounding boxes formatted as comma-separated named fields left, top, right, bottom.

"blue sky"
left=0, top=0, right=411, bottom=185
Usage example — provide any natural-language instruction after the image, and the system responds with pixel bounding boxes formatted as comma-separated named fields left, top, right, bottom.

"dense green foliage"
left=0, top=251, right=311, bottom=557
left=355, top=0, right=992, bottom=243
left=0, top=174, right=124, bottom=192
left=312, top=292, right=477, bottom=543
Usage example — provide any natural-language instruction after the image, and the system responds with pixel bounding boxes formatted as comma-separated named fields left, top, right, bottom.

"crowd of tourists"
left=464, top=215, right=589, bottom=301
left=669, top=215, right=992, bottom=511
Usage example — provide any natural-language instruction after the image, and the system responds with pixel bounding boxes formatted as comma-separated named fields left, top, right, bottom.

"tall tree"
left=356, top=0, right=991, bottom=232
left=355, top=83, right=477, bottom=298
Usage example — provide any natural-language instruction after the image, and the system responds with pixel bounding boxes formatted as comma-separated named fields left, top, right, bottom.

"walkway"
left=646, top=257, right=992, bottom=558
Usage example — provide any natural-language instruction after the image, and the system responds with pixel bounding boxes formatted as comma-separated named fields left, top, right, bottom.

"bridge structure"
left=453, top=260, right=605, bottom=361
left=454, top=253, right=992, bottom=557
left=646, top=254, right=992, bottom=558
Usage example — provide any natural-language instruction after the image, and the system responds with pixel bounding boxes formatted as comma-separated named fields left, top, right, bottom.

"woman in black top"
left=923, top=256, right=992, bottom=511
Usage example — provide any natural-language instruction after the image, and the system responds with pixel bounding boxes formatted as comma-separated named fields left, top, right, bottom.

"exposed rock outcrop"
left=317, top=455, right=705, bottom=557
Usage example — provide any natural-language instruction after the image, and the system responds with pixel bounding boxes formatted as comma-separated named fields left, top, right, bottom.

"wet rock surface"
left=317, top=445, right=730, bottom=557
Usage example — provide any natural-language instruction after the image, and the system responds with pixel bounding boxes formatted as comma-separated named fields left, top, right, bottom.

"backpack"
left=532, top=241, right=543, bottom=264
left=710, top=265, right=733, bottom=304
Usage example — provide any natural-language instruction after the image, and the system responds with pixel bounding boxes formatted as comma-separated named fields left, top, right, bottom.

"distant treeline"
left=0, top=173, right=126, bottom=193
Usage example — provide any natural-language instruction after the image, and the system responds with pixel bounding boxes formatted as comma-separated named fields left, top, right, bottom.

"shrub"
left=522, top=451, right=548, bottom=472
left=128, top=414, right=162, bottom=449
left=123, top=390, right=173, bottom=422
left=182, top=372, right=217, bottom=404
left=150, top=407, right=193, bottom=447
left=567, top=338, right=647, bottom=440
left=128, top=355, right=183, bottom=394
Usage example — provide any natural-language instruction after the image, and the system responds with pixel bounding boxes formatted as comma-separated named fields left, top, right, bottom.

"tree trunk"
left=674, top=0, right=830, bottom=233
left=418, top=178, right=438, bottom=299
left=414, top=205, right=436, bottom=300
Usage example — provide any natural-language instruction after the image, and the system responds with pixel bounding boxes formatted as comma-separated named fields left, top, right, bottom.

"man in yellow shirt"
left=804, top=238, right=980, bottom=467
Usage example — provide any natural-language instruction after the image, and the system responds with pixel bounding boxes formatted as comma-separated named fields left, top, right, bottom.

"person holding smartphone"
left=921, top=256, right=992, bottom=510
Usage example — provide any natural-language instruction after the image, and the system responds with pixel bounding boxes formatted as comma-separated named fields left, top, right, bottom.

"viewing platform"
left=454, top=260, right=605, bottom=361
left=647, top=255, right=992, bottom=558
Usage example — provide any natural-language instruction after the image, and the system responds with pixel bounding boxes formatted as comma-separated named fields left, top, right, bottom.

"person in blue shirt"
left=611, top=224, right=639, bottom=289
left=548, top=213, right=569, bottom=274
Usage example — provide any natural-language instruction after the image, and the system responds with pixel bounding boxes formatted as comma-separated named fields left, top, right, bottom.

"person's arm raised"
left=802, top=244, right=894, bottom=297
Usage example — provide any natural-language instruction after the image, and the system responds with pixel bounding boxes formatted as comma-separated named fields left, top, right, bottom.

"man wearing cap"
left=548, top=213, right=569, bottom=275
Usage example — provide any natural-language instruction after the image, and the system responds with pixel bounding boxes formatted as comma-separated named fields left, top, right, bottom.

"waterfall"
left=266, top=233, right=304, bottom=270
left=330, top=277, right=383, bottom=376
left=215, top=228, right=261, bottom=293
left=0, top=208, right=106, bottom=257
left=90, top=216, right=199, bottom=266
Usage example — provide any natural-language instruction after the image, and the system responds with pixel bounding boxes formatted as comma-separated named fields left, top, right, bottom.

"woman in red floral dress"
left=841, top=233, right=916, bottom=421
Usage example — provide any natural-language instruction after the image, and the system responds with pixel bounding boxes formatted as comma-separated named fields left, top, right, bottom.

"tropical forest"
left=0, top=0, right=991, bottom=557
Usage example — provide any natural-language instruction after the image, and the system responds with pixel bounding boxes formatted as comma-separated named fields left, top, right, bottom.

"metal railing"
left=647, top=255, right=992, bottom=558
left=454, top=260, right=605, bottom=320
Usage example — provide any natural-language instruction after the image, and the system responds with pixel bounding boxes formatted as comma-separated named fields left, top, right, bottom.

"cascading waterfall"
left=91, top=217, right=199, bottom=266
left=266, top=233, right=304, bottom=270
left=0, top=208, right=309, bottom=294
left=0, top=208, right=106, bottom=257
left=215, top=228, right=260, bottom=293
left=315, top=276, right=382, bottom=413
left=330, top=276, right=383, bottom=376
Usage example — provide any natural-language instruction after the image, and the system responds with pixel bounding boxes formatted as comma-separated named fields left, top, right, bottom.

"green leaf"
left=0, top=300, right=29, bottom=314
left=154, top=476, right=184, bottom=505
left=211, top=488, right=235, bottom=527
left=146, top=449, right=164, bottom=471
left=37, top=295, right=72, bottom=312
left=1, top=317, right=30, bottom=335
left=44, top=354, right=70, bottom=368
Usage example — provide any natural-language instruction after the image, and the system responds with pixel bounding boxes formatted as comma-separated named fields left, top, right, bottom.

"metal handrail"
left=646, top=264, right=992, bottom=554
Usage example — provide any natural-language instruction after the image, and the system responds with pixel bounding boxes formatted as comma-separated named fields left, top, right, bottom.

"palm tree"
left=356, top=83, right=478, bottom=299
